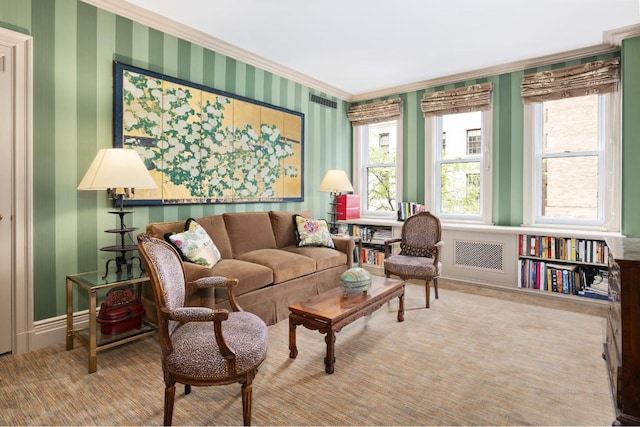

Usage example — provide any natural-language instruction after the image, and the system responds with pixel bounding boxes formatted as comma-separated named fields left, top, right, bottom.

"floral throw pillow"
left=294, top=215, right=335, bottom=248
left=165, top=218, right=222, bottom=268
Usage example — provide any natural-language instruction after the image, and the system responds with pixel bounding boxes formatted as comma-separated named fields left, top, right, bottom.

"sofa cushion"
left=210, top=259, right=274, bottom=296
left=294, top=215, right=335, bottom=248
left=165, top=219, right=222, bottom=268
left=195, top=215, right=233, bottom=259
left=269, top=210, right=312, bottom=249
left=237, top=249, right=316, bottom=284
left=147, top=220, right=186, bottom=239
left=282, top=245, right=348, bottom=271
left=223, top=212, right=277, bottom=257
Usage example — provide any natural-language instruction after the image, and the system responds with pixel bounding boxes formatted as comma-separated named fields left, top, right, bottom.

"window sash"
left=353, top=120, right=403, bottom=218
left=434, top=115, right=484, bottom=220
left=532, top=99, right=606, bottom=226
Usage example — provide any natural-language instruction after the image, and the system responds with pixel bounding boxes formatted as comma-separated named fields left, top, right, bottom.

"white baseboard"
left=30, top=310, right=90, bottom=351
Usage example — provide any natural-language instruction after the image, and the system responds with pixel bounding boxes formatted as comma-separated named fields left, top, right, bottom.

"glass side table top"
left=67, top=266, right=148, bottom=290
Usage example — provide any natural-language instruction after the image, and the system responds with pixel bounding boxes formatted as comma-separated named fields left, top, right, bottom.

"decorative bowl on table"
left=340, top=267, right=372, bottom=295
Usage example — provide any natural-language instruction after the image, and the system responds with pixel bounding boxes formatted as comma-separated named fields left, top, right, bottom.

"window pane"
left=542, top=156, right=598, bottom=220
left=440, top=162, right=480, bottom=215
left=367, top=122, right=396, bottom=162
left=441, top=112, right=482, bottom=160
left=543, top=95, right=598, bottom=154
left=366, top=166, right=396, bottom=212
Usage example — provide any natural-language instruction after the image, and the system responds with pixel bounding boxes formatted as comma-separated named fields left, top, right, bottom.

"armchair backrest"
left=137, top=234, right=187, bottom=341
left=400, top=212, right=442, bottom=256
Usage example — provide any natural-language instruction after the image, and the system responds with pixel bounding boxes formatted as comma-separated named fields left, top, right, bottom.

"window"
left=524, top=93, right=619, bottom=228
left=354, top=120, right=402, bottom=216
left=422, top=82, right=493, bottom=223
left=426, top=111, right=492, bottom=222
left=466, top=129, right=481, bottom=155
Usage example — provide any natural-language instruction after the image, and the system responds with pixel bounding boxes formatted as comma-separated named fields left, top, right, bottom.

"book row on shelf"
left=397, top=201, right=425, bottom=221
left=347, top=224, right=393, bottom=243
left=357, top=248, right=386, bottom=266
left=518, top=258, right=609, bottom=300
left=518, top=234, right=609, bottom=264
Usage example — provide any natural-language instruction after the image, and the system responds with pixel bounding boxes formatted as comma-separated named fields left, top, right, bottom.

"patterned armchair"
left=383, top=212, right=444, bottom=308
left=137, top=234, right=268, bottom=426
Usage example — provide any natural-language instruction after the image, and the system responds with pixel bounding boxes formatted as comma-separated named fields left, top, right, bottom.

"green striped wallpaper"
left=353, top=52, right=623, bottom=228
left=1, top=0, right=351, bottom=320
left=1, top=0, right=639, bottom=321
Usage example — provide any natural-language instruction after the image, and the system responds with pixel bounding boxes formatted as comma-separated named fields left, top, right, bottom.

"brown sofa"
left=144, top=210, right=354, bottom=325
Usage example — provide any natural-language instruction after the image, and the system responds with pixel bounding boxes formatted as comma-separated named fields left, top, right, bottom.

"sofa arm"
left=331, top=235, right=356, bottom=268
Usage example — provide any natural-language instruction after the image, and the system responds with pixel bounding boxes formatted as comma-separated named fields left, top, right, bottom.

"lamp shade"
left=318, top=169, right=354, bottom=193
left=78, top=148, right=157, bottom=191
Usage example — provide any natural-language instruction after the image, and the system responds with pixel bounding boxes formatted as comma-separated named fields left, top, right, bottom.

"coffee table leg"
left=397, top=288, right=405, bottom=322
left=289, top=319, right=298, bottom=358
left=324, top=329, right=336, bottom=374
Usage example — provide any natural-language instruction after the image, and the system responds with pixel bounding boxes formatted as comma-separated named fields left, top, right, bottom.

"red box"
left=97, top=287, right=145, bottom=335
left=336, top=194, right=360, bottom=220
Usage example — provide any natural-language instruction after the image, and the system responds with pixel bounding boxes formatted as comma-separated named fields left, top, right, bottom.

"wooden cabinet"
left=603, top=236, right=640, bottom=425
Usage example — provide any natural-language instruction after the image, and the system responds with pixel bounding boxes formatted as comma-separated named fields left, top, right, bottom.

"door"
left=0, top=44, right=13, bottom=354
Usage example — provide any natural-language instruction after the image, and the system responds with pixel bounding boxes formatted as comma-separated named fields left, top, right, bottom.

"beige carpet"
left=0, top=281, right=614, bottom=426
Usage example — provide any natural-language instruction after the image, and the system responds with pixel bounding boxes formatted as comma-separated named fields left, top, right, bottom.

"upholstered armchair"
left=383, top=211, right=444, bottom=308
left=137, top=234, right=268, bottom=426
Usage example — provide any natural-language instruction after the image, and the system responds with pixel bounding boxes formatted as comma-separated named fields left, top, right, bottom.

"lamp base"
left=102, top=248, right=144, bottom=280
left=101, top=204, right=144, bottom=280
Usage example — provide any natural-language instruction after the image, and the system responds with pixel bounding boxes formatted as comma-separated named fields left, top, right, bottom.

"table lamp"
left=78, top=148, right=157, bottom=279
left=318, top=169, right=354, bottom=234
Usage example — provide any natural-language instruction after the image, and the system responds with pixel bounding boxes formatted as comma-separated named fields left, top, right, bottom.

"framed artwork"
left=113, top=62, right=304, bottom=205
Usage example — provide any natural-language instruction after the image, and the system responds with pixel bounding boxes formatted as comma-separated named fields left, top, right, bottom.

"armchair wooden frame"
left=383, top=211, right=444, bottom=308
left=137, top=234, right=267, bottom=426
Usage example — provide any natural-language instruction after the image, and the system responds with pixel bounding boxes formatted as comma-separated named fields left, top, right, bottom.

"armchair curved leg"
left=164, top=381, right=176, bottom=426
left=241, top=377, right=253, bottom=426
left=184, top=384, right=191, bottom=395
left=433, top=278, right=439, bottom=300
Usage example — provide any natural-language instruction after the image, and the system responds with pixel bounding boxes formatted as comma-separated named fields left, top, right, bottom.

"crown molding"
left=81, top=0, right=353, bottom=101
left=82, top=1, right=638, bottom=104
left=351, top=43, right=621, bottom=102
left=604, top=23, right=640, bottom=46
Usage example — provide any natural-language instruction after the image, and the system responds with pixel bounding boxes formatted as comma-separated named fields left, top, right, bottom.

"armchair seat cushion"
left=384, top=254, right=440, bottom=278
left=167, top=311, right=267, bottom=379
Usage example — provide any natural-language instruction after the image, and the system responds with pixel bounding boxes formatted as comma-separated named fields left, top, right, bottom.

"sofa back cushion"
left=195, top=215, right=233, bottom=259
left=146, top=220, right=185, bottom=240
left=223, top=212, right=277, bottom=257
left=269, top=210, right=312, bottom=249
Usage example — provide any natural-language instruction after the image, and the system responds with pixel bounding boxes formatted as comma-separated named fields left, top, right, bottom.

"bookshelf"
left=339, top=218, right=402, bottom=270
left=517, top=234, right=609, bottom=300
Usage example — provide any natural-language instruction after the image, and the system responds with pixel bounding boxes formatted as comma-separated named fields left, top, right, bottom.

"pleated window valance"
left=520, top=58, right=620, bottom=103
left=421, top=82, right=492, bottom=117
left=347, top=99, right=402, bottom=126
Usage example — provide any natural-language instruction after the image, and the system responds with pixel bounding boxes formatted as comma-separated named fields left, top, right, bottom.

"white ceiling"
left=119, top=0, right=640, bottom=99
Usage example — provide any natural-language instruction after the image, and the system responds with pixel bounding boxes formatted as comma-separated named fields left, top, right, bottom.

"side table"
left=66, top=267, right=156, bottom=373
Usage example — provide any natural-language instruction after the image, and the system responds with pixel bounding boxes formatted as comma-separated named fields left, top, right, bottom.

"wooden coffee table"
left=288, top=276, right=405, bottom=374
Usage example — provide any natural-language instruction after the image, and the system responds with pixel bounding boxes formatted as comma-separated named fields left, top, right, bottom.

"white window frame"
left=424, top=110, right=493, bottom=224
left=352, top=119, right=403, bottom=219
left=522, top=92, right=620, bottom=231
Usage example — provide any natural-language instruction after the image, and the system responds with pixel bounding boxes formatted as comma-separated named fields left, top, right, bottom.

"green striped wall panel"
left=1, top=0, right=639, bottom=320
left=2, top=0, right=352, bottom=320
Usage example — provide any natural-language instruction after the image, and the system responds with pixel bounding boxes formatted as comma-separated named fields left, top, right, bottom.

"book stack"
left=518, top=235, right=609, bottom=264
left=397, top=201, right=425, bottom=221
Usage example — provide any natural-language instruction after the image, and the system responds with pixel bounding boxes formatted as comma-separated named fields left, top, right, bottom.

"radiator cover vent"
left=454, top=240, right=504, bottom=271
left=309, top=94, right=338, bottom=109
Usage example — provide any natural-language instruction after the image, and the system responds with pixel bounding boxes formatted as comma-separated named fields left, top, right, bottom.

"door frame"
left=0, top=27, right=34, bottom=354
